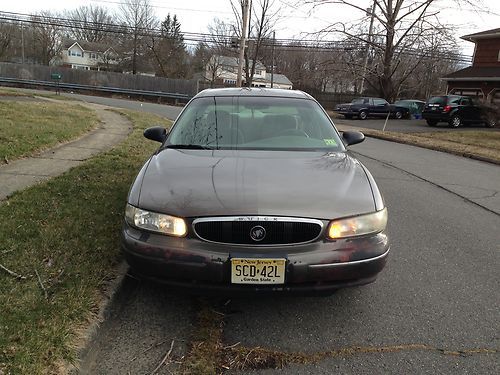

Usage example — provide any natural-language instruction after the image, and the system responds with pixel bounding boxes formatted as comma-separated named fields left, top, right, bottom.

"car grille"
left=193, top=217, right=323, bottom=245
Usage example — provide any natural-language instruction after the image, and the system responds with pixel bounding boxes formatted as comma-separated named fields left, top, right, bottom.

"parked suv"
left=422, top=95, right=497, bottom=128
left=335, top=97, right=409, bottom=120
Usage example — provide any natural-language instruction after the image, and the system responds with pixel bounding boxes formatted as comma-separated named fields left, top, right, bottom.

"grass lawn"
left=347, top=128, right=500, bottom=164
left=0, top=110, right=170, bottom=374
left=0, top=88, right=32, bottom=97
left=0, top=101, right=98, bottom=163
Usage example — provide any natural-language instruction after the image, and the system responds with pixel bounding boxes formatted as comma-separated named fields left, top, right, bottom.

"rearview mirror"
left=144, top=126, right=167, bottom=143
left=342, top=131, right=365, bottom=146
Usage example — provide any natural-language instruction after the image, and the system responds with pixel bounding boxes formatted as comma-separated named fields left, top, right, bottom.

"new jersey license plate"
left=231, top=258, right=286, bottom=284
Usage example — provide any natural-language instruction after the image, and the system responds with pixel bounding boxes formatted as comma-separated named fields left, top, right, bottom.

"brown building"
left=443, top=28, right=500, bottom=105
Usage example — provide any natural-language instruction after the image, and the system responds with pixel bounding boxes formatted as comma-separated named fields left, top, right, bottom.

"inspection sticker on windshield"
left=231, top=258, right=286, bottom=284
left=323, top=139, right=337, bottom=146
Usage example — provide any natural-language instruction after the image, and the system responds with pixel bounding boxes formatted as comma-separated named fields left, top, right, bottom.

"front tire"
left=449, top=115, right=462, bottom=128
left=358, top=110, right=368, bottom=120
left=395, top=111, right=403, bottom=119
left=426, top=120, right=437, bottom=127
left=484, top=116, right=496, bottom=128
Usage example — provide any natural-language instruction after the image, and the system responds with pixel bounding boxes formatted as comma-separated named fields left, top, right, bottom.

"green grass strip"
left=0, top=110, right=171, bottom=374
left=0, top=101, right=98, bottom=162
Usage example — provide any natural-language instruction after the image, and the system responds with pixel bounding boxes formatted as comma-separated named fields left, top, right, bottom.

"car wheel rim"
left=396, top=112, right=402, bottom=119
left=452, top=117, right=460, bottom=127
left=360, top=112, right=366, bottom=119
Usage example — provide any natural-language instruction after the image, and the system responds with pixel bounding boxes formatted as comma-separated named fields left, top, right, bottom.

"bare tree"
left=118, top=0, right=156, bottom=74
left=0, top=21, right=16, bottom=60
left=30, top=12, right=62, bottom=65
left=65, top=5, right=114, bottom=43
left=230, top=0, right=280, bottom=86
left=309, top=0, right=468, bottom=100
left=198, top=18, right=237, bottom=85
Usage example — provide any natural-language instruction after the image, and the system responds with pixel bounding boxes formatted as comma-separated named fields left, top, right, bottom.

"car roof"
left=194, top=87, right=314, bottom=99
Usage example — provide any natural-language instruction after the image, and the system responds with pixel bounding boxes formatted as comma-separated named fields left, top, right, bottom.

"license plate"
left=231, top=258, right=286, bottom=284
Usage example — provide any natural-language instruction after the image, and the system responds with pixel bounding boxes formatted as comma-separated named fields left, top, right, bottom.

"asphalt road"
left=11, top=91, right=495, bottom=373
left=7, top=87, right=498, bottom=134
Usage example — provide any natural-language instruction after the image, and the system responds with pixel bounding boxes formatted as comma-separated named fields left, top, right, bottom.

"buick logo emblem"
left=250, top=225, right=266, bottom=241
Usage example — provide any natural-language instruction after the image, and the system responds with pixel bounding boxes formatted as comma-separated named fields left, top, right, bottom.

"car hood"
left=136, top=149, right=376, bottom=219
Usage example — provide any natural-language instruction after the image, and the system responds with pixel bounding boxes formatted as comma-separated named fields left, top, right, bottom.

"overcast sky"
left=2, top=0, right=499, bottom=56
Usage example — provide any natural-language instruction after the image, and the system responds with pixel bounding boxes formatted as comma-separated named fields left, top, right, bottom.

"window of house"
left=90, top=53, right=97, bottom=59
left=255, top=70, right=262, bottom=75
left=69, top=49, right=82, bottom=57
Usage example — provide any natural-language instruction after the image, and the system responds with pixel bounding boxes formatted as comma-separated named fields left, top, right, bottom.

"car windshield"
left=167, top=96, right=344, bottom=151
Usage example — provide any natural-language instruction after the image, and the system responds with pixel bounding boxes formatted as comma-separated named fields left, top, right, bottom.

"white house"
left=206, top=55, right=292, bottom=89
left=60, top=40, right=119, bottom=71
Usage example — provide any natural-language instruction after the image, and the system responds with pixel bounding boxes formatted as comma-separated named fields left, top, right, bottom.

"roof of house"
left=217, top=56, right=267, bottom=71
left=461, top=28, right=500, bottom=42
left=62, top=39, right=112, bottom=53
left=442, top=66, right=500, bottom=81
left=266, top=73, right=292, bottom=86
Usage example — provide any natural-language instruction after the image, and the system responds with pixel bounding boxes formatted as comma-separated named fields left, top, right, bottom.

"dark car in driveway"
left=122, top=88, right=389, bottom=294
left=422, top=95, right=497, bottom=128
left=394, top=99, right=425, bottom=118
left=335, top=97, right=409, bottom=120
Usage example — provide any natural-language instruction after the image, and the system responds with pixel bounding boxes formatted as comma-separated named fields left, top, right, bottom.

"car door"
left=373, top=98, right=390, bottom=116
left=458, top=97, right=477, bottom=123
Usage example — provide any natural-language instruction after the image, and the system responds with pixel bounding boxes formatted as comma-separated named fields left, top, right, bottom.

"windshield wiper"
left=166, top=144, right=214, bottom=150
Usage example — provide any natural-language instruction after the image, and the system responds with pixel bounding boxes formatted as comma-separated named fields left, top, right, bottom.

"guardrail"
left=0, top=76, right=192, bottom=102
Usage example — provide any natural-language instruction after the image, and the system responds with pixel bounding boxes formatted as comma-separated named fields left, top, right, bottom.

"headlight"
left=125, top=204, right=187, bottom=237
left=327, top=208, right=387, bottom=239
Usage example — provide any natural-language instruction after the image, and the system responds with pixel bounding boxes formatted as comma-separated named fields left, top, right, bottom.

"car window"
left=460, top=98, right=472, bottom=106
left=447, top=96, right=462, bottom=105
left=373, top=99, right=388, bottom=106
left=167, top=96, right=344, bottom=151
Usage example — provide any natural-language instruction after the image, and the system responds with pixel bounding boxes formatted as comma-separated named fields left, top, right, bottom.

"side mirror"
left=342, top=131, right=365, bottom=146
left=144, top=126, right=167, bottom=143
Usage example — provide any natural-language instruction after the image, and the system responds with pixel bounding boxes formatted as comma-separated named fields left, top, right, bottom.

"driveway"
left=80, top=104, right=500, bottom=374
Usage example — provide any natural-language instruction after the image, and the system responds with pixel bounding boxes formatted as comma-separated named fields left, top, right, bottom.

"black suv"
left=422, top=95, right=497, bottom=128
left=335, top=97, right=409, bottom=120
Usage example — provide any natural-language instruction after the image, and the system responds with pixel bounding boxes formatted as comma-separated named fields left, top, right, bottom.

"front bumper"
left=337, top=110, right=356, bottom=116
left=121, top=222, right=390, bottom=294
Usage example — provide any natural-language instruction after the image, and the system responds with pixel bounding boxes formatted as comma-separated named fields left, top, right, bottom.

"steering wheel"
left=278, top=128, right=310, bottom=138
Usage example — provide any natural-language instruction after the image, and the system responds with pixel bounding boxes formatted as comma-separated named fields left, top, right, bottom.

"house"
left=59, top=40, right=119, bottom=72
left=205, top=55, right=293, bottom=89
left=442, top=28, right=500, bottom=105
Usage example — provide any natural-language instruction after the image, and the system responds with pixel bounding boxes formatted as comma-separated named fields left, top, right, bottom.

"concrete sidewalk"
left=0, top=101, right=132, bottom=200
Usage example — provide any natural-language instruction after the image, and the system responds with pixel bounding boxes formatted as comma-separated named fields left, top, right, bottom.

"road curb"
left=66, top=261, right=129, bottom=374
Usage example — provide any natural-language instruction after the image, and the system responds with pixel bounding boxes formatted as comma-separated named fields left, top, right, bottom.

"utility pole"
left=236, top=0, right=250, bottom=87
left=21, top=23, right=25, bottom=64
left=360, top=0, right=376, bottom=95
left=271, top=31, right=275, bottom=88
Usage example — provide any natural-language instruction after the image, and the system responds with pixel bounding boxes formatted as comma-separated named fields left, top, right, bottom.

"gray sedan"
left=122, top=88, right=389, bottom=294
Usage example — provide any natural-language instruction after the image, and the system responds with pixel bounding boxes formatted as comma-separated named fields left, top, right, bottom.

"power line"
left=0, top=10, right=472, bottom=64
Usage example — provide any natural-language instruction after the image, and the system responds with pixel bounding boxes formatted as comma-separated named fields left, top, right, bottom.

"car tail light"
left=443, top=105, right=452, bottom=112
